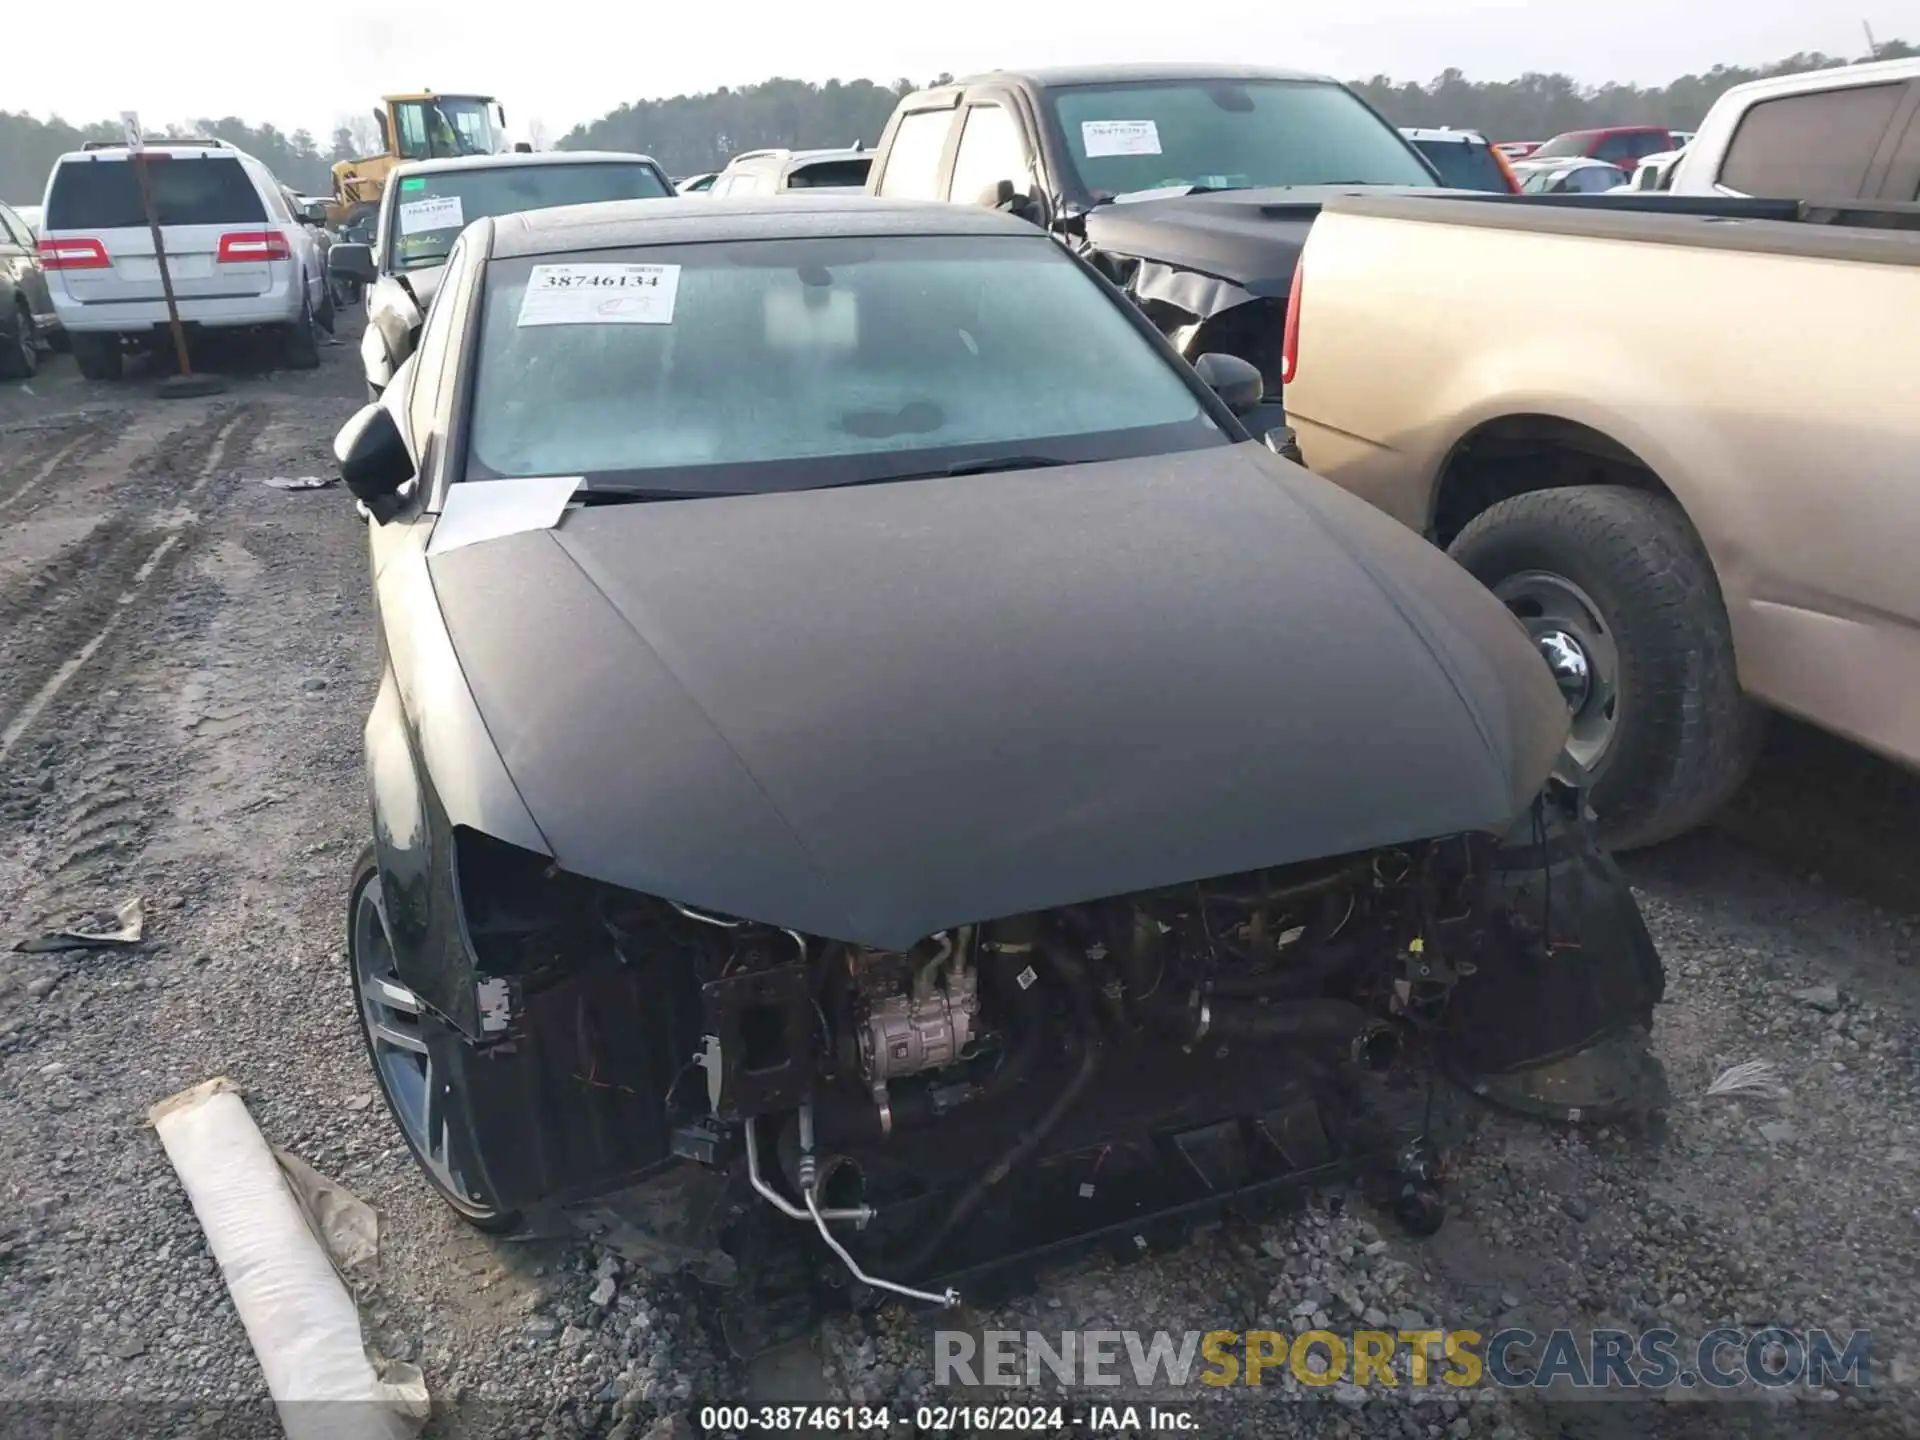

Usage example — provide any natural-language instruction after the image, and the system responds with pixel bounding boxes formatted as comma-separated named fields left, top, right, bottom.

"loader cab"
left=380, top=95, right=506, bottom=162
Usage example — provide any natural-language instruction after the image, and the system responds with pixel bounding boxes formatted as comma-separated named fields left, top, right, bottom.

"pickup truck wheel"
left=348, top=846, right=522, bottom=1234
left=70, top=331, right=124, bottom=382
left=1449, top=485, right=1761, bottom=851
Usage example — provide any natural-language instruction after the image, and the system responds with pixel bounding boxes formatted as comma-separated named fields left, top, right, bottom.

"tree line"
left=5, top=39, right=1914, bottom=205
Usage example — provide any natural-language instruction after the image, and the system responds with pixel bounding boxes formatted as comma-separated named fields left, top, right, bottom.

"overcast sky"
left=22, top=0, right=1920, bottom=141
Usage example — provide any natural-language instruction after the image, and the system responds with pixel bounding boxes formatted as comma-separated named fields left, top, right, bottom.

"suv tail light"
left=38, top=236, right=111, bottom=270
left=1280, top=258, right=1304, bottom=386
left=217, top=230, right=290, bottom=263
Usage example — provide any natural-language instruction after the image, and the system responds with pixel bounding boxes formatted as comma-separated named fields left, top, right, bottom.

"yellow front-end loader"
left=328, top=92, right=516, bottom=228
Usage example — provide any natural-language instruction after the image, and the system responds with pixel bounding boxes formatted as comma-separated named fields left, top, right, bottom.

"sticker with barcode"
left=517, top=263, right=680, bottom=327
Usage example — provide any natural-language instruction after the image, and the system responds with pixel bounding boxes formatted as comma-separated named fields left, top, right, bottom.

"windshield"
left=1530, top=132, right=1594, bottom=160
left=385, top=162, right=670, bottom=272
left=1047, top=80, right=1435, bottom=198
left=467, top=234, right=1225, bottom=494
left=1410, top=138, right=1511, bottom=192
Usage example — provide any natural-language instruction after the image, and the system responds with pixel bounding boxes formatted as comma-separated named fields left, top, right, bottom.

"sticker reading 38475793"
left=517, top=263, right=681, bottom=327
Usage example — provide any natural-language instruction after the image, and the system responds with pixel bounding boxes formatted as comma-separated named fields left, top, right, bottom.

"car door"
left=946, top=99, right=1041, bottom=213
left=0, top=203, right=52, bottom=330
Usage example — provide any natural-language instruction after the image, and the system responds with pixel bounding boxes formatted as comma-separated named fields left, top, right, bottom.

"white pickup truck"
left=1658, top=54, right=1920, bottom=199
left=1281, top=190, right=1920, bottom=850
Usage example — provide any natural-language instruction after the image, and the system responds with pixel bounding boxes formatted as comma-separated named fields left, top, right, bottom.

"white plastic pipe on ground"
left=148, top=1078, right=427, bottom=1440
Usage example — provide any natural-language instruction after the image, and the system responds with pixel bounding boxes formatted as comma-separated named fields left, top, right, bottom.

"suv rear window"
left=1410, top=138, right=1511, bottom=192
left=785, top=158, right=872, bottom=190
left=45, top=155, right=265, bottom=230
left=1719, top=82, right=1907, bottom=199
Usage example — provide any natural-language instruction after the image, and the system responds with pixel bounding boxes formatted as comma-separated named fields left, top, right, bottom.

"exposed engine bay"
left=439, top=781, right=1665, bottom=1336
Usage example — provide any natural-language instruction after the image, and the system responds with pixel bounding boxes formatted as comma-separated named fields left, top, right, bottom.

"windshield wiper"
left=573, top=483, right=738, bottom=502
left=938, top=455, right=1068, bottom=477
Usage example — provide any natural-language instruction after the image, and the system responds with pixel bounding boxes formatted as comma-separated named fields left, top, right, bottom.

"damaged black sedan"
left=334, top=194, right=1665, bottom=1326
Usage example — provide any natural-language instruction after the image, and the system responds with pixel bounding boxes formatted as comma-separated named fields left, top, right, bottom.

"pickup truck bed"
left=1282, top=190, right=1920, bottom=849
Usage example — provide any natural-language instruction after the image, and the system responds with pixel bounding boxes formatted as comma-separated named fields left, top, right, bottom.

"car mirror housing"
left=335, top=402, right=415, bottom=517
left=1192, top=352, right=1265, bottom=416
left=329, top=243, right=377, bottom=284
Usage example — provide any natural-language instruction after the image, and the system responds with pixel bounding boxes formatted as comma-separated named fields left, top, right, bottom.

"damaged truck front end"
left=353, top=773, right=1665, bottom=1336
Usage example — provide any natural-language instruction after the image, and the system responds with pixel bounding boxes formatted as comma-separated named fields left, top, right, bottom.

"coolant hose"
left=899, top=941, right=1103, bottom=1277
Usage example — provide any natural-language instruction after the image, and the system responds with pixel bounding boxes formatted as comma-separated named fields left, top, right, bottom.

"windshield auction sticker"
left=398, top=194, right=464, bottom=235
left=1081, top=120, right=1162, bottom=157
left=516, top=263, right=681, bottom=327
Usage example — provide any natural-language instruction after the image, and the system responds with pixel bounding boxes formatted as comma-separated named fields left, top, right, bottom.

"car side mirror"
left=301, top=200, right=330, bottom=225
left=1263, top=425, right=1305, bottom=465
left=1192, top=352, right=1265, bottom=416
left=329, top=243, right=377, bottom=284
left=334, top=403, right=414, bottom=518
left=979, top=178, right=1041, bottom=225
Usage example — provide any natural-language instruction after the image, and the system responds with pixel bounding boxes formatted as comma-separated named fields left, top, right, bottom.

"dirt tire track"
left=0, top=411, right=136, bottom=520
left=0, top=406, right=262, bottom=750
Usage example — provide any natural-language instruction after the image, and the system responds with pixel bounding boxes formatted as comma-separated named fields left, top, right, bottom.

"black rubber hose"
left=898, top=941, right=1103, bottom=1277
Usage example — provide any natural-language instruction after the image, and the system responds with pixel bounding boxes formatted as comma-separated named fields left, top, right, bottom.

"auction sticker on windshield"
left=516, top=263, right=681, bottom=327
left=1081, top=120, right=1161, bottom=157
left=399, top=195, right=464, bottom=235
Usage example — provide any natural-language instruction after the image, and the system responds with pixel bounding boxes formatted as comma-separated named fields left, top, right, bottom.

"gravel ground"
left=1, top=327, right=1916, bottom=1440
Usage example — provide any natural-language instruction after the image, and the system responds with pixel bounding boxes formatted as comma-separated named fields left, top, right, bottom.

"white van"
left=37, top=139, right=328, bottom=380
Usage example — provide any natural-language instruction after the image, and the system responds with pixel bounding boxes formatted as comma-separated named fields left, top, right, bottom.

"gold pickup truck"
left=1282, top=193, right=1920, bottom=849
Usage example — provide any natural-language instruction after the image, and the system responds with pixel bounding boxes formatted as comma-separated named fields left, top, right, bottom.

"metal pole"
left=130, top=150, right=194, bottom=378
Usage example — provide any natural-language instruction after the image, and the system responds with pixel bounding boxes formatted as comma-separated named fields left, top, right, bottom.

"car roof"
left=54, top=142, right=256, bottom=165
left=488, top=194, right=1041, bottom=259
left=1709, top=53, right=1920, bottom=106
left=390, top=150, right=661, bottom=179
left=955, top=62, right=1333, bottom=89
left=724, top=148, right=869, bottom=172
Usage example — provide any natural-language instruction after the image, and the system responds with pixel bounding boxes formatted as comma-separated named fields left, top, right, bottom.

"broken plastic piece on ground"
left=261, top=475, right=336, bottom=490
left=147, top=1077, right=428, bottom=1439
left=274, top=1148, right=380, bottom=1274
left=1458, top=1029, right=1672, bottom=1124
left=13, top=896, right=144, bottom=954
left=1706, top=1059, right=1787, bottom=1099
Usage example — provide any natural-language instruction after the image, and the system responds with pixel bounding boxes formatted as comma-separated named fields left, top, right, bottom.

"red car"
left=1528, top=126, right=1677, bottom=173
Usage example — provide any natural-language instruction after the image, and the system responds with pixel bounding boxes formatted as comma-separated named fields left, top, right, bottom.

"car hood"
left=425, top=445, right=1567, bottom=950
left=1082, top=184, right=1446, bottom=300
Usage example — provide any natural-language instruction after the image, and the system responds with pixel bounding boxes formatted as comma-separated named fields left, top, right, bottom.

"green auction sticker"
left=400, top=177, right=426, bottom=192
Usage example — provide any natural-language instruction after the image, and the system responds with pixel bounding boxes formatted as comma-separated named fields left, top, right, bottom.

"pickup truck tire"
left=1449, top=485, right=1761, bottom=851
left=71, top=332, right=124, bottom=382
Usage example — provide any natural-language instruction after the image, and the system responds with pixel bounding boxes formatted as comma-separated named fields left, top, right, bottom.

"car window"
left=44, top=155, right=267, bottom=230
left=409, top=238, right=472, bottom=447
left=0, top=203, right=29, bottom=248
left=467, top=233, right=1224, bottom=493
left=385, top=162, right=671, bottom=271
left=948, top=104, right=1030, bottom=205
left=1409, top=138, right=1509, bottom=192
left=875, top=109, right=955, bottom=199
left=1049, top=79, right=1434, bottom=197
left=1563, top=165, right=1618, bottom=193
left=1592, top=133, right=1639, bottom=163
left=784, top=158, right=871, bottom=191
left=1719, top=83, right=1907, bottom=199
left=1518, top=167, right=1555, bottom=194
left=395, top=104, right=431, bottom=161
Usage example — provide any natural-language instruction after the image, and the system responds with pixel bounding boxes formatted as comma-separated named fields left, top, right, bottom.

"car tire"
left=0, top=301, right=38, bottom=380
left=283, top=288, right=321, bottom=371
left=1448, top=484, right=1762, bottom=851
left=70, top=331, right=124, bottom=381
left=347, top=844, right=523, bottom=1234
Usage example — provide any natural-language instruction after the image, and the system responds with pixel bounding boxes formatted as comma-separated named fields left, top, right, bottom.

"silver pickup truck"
left=1282, top=191, right=1920, bottom=849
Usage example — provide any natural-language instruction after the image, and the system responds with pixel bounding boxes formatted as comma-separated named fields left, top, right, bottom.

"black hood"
left=1083, top=184, right=1445, bottom=299
left=426, top=446, right=1567, bottom=951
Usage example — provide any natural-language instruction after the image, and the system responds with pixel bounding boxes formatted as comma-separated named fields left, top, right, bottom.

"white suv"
left=37, top=139, right=327, bottom=380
